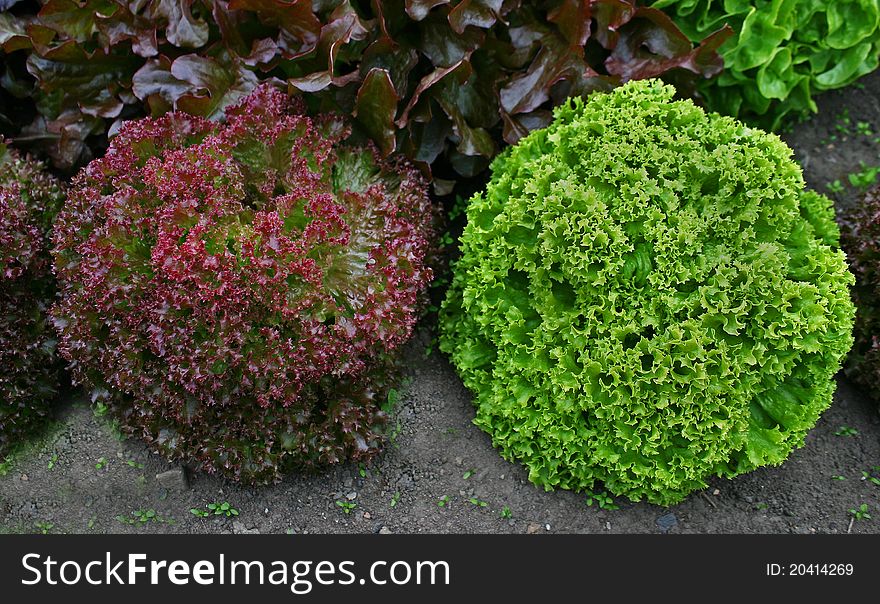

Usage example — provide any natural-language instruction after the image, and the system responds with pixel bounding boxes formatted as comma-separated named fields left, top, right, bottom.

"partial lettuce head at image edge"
left=439, top=79, right=855, bottom=506
left=652, top=0, right=880, bottom=129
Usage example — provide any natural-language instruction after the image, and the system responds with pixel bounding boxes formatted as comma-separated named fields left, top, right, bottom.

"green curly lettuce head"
left=652, top=0, right=880, bottom=129
left=439, top=79, right=855, bottom=506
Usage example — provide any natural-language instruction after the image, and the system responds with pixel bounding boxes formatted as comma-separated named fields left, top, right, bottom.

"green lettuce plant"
left=652, top=0, right=880, bottom=129
left=439, top=79, right=855, bottom=505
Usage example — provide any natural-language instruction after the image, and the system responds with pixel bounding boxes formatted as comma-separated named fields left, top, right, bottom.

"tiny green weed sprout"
left=117, top=509, right=169, bottom=525
left=831, top=475, right=847, bottom=481
left=847, top=164, right=880, bottom=191
left=849, top=504, right=871, bottom=521
left=190, top=508, right=210, bottom=518
left=125, top=460, right=144, bottom=469
left=861, top=470, right=880, bottom=487
left=585, top=491, right=619, bottom=511
left=856, top=121, right=874, bottom=137
left=462, top=469, right=475, bottom=480
left=835, top=426, right=859, bottom=437
left=500, top=506, right=512, bottom=519
left=390, top=492, right=401, bottom=508
left=207, top=502, right=239, bottom=517
left=437, top=495, right=450, bottom=508
left=35, top=521, right=53, bottom=534
left=47, top=454, right=58, bottom=470
left=336, top=500, right=357, bottom=514
left=469, top=498, right=488, bottom=508
left=95, top=457, right=107, bottom=470
left=0, top=454, right=14, bottom=476
left=826, top=180, right=845, bottom=194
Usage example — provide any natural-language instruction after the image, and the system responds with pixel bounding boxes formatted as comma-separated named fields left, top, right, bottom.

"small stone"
left=454, top=457, right=463, bottom=467
left=156, top=468, right=189, bottom=491
left=232, top=520, right=260, bottom=535
left=346, top=491, right=357, bottom=501
left=527, top=523, right=541, bottom=534
left=343, top=477, right=353, bottom=488
left=379, top=526, right=392, bottom=535
left=712, top=489, right=720, bottom=496
left=363, top=512, right=371, bottom=520
left=605, top=522, right=612, bottom=531
left=656, top=513, right=677, bottom=532
left=19, top=474, right=28, bottom=482
left=545, top=524, right=551, bottom=531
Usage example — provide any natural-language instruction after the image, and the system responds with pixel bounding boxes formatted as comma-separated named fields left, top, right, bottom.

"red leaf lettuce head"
left=842, top=184, right=880, bottom=408
left=51, top=83, right=438, bottom=483
left=0, top=141, right=64, bottom=454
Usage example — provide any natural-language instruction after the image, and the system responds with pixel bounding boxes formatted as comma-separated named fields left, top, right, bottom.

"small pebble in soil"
left=656, top=513, right=678, bottom=533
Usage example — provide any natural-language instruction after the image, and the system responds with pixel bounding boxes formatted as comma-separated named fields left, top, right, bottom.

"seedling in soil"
left=834, top=109, right=852, bottom=135
left=849, top=504, right=871, bottom=521
left=47, top=454, right=59, bottom=470
left=831, top=475, right=847, bottom=481
left=462, top=469, right=475, bottom=480
left=382, top=389, right=400, bottom=414
left=500, top=506, right=512, bottom=519
left=861, top=470, right=880, bottom=487
left=87, top=516, right=97, bottom=529
left=437, top=495, right=450, bottom=508
left=207, top=502, right=239, bottom=517
left=190, top=508, right=210, bottom=518
left=756, top=503, right=769, bottom=510
left=95, top=457, right=108, bottom=470
left=469, top=498, right=488, bottom=508
left=390, top=492, right=401, bottom=508
left=0, top=454, right=14, bottom=476
left=847, top=163, right=880, bottom=190
left=93, top=402, right=109, bottom=418
left=117, top=509, right=169, bottom=525
left=35, top=521, right=54, bottom=534
left=825, top=180, right=844, bottom=194
left=856, top=121, right=874, bottom=136
left=834, top=426, right=859, bottom=437
left=358, top=464, right=367, bottom=478
left=585, top=490, right=619, bottom=511
left=389, top=420, right=403, bottom=446
left=125, top=460, right=144, bottom=469
left=336, top=500, right=357, bottom=514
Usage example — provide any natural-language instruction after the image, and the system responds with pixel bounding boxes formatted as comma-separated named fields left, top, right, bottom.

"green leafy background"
left=653, top=0, right=880, bottom=128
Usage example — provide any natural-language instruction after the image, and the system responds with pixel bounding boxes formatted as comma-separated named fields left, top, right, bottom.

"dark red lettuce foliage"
left=0, top=140, right=64, bottom=455
left=1, top=0, right=729, bottom=188
left=842, top=184, right=880, bottom=407
left=51, top=84, right=437, bottom=483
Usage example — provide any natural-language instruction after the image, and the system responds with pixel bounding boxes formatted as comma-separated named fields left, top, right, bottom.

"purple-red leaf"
left=405, top=0, right=450, bottom=21
left=354, top=67, right=398, bottom=156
